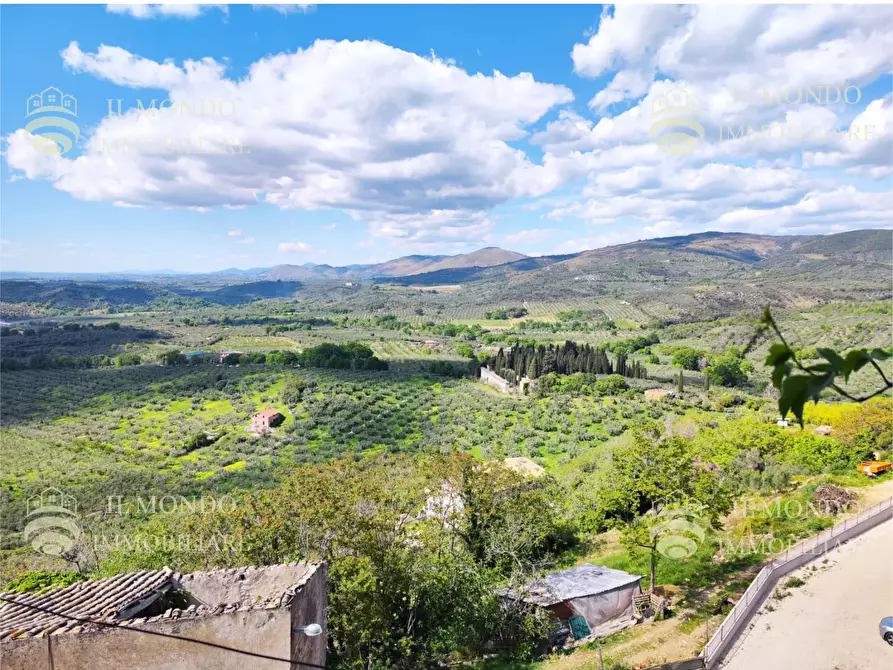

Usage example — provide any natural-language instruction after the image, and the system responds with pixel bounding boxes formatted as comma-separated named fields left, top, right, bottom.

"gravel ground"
left=721, top=518, right=893, bottom=670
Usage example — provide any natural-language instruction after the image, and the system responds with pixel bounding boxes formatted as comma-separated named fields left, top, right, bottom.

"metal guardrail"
left=703, top=496, right=893, bottom=665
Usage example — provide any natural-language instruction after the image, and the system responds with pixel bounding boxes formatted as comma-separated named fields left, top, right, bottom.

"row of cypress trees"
left=487, top=341, right=647, bottom=381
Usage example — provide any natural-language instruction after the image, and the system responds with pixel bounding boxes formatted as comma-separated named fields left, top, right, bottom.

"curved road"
left=721, top=519, right=893, bottom=670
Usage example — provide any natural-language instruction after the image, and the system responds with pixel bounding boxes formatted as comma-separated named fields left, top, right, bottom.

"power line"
left=0, top=596, right=326, bottom=669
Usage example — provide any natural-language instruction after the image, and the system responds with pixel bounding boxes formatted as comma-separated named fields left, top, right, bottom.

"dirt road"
left=721, top=518, right=893, bottom=670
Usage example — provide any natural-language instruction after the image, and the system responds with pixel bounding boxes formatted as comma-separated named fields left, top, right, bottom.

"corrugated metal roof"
left=515, top=564, right=642, bottom=607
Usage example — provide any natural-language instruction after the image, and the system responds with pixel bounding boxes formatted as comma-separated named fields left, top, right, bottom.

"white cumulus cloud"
left=106, top=4, right=226, bottom=19
left=8, top=39, right=572, bottom=247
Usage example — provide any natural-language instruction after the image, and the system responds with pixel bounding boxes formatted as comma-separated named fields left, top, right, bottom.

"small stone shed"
left=507, top=564, right=643, bottom=639
left=0, top=562, right=326, bottom=670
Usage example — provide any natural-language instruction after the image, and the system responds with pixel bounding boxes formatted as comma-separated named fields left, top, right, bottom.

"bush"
left=115, top=353, right=142, bottom=367
left=605, top=333, right=660, bottom=356
left=671, top=347, right=703, bottom=370
left=4, top=571, right=86, bottom=593
left=706, top=347, right=749, bottom=387
left=485, top=307, right=528, bottom=320
left=595, top=374, right=628, bottom=396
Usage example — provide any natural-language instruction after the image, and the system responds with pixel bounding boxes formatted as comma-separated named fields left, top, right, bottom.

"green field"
left=1, top=255, right=890, bottom=670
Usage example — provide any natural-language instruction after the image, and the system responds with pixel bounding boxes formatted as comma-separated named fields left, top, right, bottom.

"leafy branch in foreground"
left=748, top=307, right=892, bottom=425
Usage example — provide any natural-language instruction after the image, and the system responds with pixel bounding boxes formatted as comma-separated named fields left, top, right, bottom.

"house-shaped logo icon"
left=23, top=87, right=80, bottom=155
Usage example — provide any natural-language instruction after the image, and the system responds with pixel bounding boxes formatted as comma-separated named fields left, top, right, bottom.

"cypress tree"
left=616, top=354, right=627, bottom=377
left=543, top=348, right=556, bottom=375
left=677, top=369, right=684, bottom=393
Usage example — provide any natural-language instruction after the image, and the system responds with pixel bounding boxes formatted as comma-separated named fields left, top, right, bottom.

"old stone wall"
left=291, top=563, right=327, bottom=668
left=2, top=608, right=291, bottom=670
left=480, top=366, right=513, bottom=393
left=1, top=564, right=328, bottom=670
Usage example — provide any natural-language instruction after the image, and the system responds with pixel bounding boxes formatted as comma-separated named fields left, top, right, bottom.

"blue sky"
left=1, top=4, right=891, bottom=272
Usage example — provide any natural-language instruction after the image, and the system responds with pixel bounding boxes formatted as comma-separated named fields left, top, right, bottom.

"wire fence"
left=703, top=496, right=893, bottom=664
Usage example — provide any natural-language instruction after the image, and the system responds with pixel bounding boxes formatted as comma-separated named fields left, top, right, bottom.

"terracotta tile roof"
left=0, top=562, right=319, bottom=642
left=253, top=408, right=283, bottom=420
left=0, top=567, right=175, bottom=641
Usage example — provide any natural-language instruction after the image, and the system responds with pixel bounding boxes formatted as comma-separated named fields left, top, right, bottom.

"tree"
left=280, top=377, right=309, bottom=406
left=442, top=453, right=572, bottom=574
left=456, top=343, right=474, bottom=359
left=607, top=430, right=732, bottom=592
left=672, top=347, right=703, bottom=371
left=266, top=350, right=299, bottom=366
left=542, top=348, right=556, bottom=375
left=173, top=455, right=554, bottom=668
left=594, top=374, right=627, bottom=396
left=221, top=352, right=242, bottom=366
left=676, top=369, right=684, bottom=394
left=158, top=350, right=186, bottom=366
left=706, top=346, right=749, bottom=387
left=828, top=398, right=893, bottom=457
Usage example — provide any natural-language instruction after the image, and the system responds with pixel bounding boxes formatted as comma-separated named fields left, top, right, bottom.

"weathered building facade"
left=251, top=408, right=285, bottom=432
left=0, top=562, right=326, bottom=670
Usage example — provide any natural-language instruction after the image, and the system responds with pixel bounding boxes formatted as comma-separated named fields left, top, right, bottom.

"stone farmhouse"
left=0, top=562, right=326, bottom=670
left=251, top=408, right=285, bottom=432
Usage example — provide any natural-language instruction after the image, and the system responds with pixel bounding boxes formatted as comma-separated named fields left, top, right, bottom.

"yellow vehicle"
left=857, top=461, right=893, bottom=476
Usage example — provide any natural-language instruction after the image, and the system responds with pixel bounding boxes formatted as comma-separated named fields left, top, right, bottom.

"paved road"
left=722, top=519, right=893, bottom=670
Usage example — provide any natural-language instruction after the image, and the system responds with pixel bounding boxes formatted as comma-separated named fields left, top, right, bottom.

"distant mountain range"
left=3, top=231, right=890, bottom=286
left=371, top=229, right=893, bottom=287
left=1, top=247, right=528, bottom=282
left=1, top=230, right=889, bottom=317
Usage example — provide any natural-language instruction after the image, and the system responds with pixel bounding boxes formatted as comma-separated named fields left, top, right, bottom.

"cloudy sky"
left=1, top=3, right=891, bottom=272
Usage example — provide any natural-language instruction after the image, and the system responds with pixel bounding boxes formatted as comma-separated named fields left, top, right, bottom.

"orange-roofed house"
left=251, top=408, right=284, bottom=432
